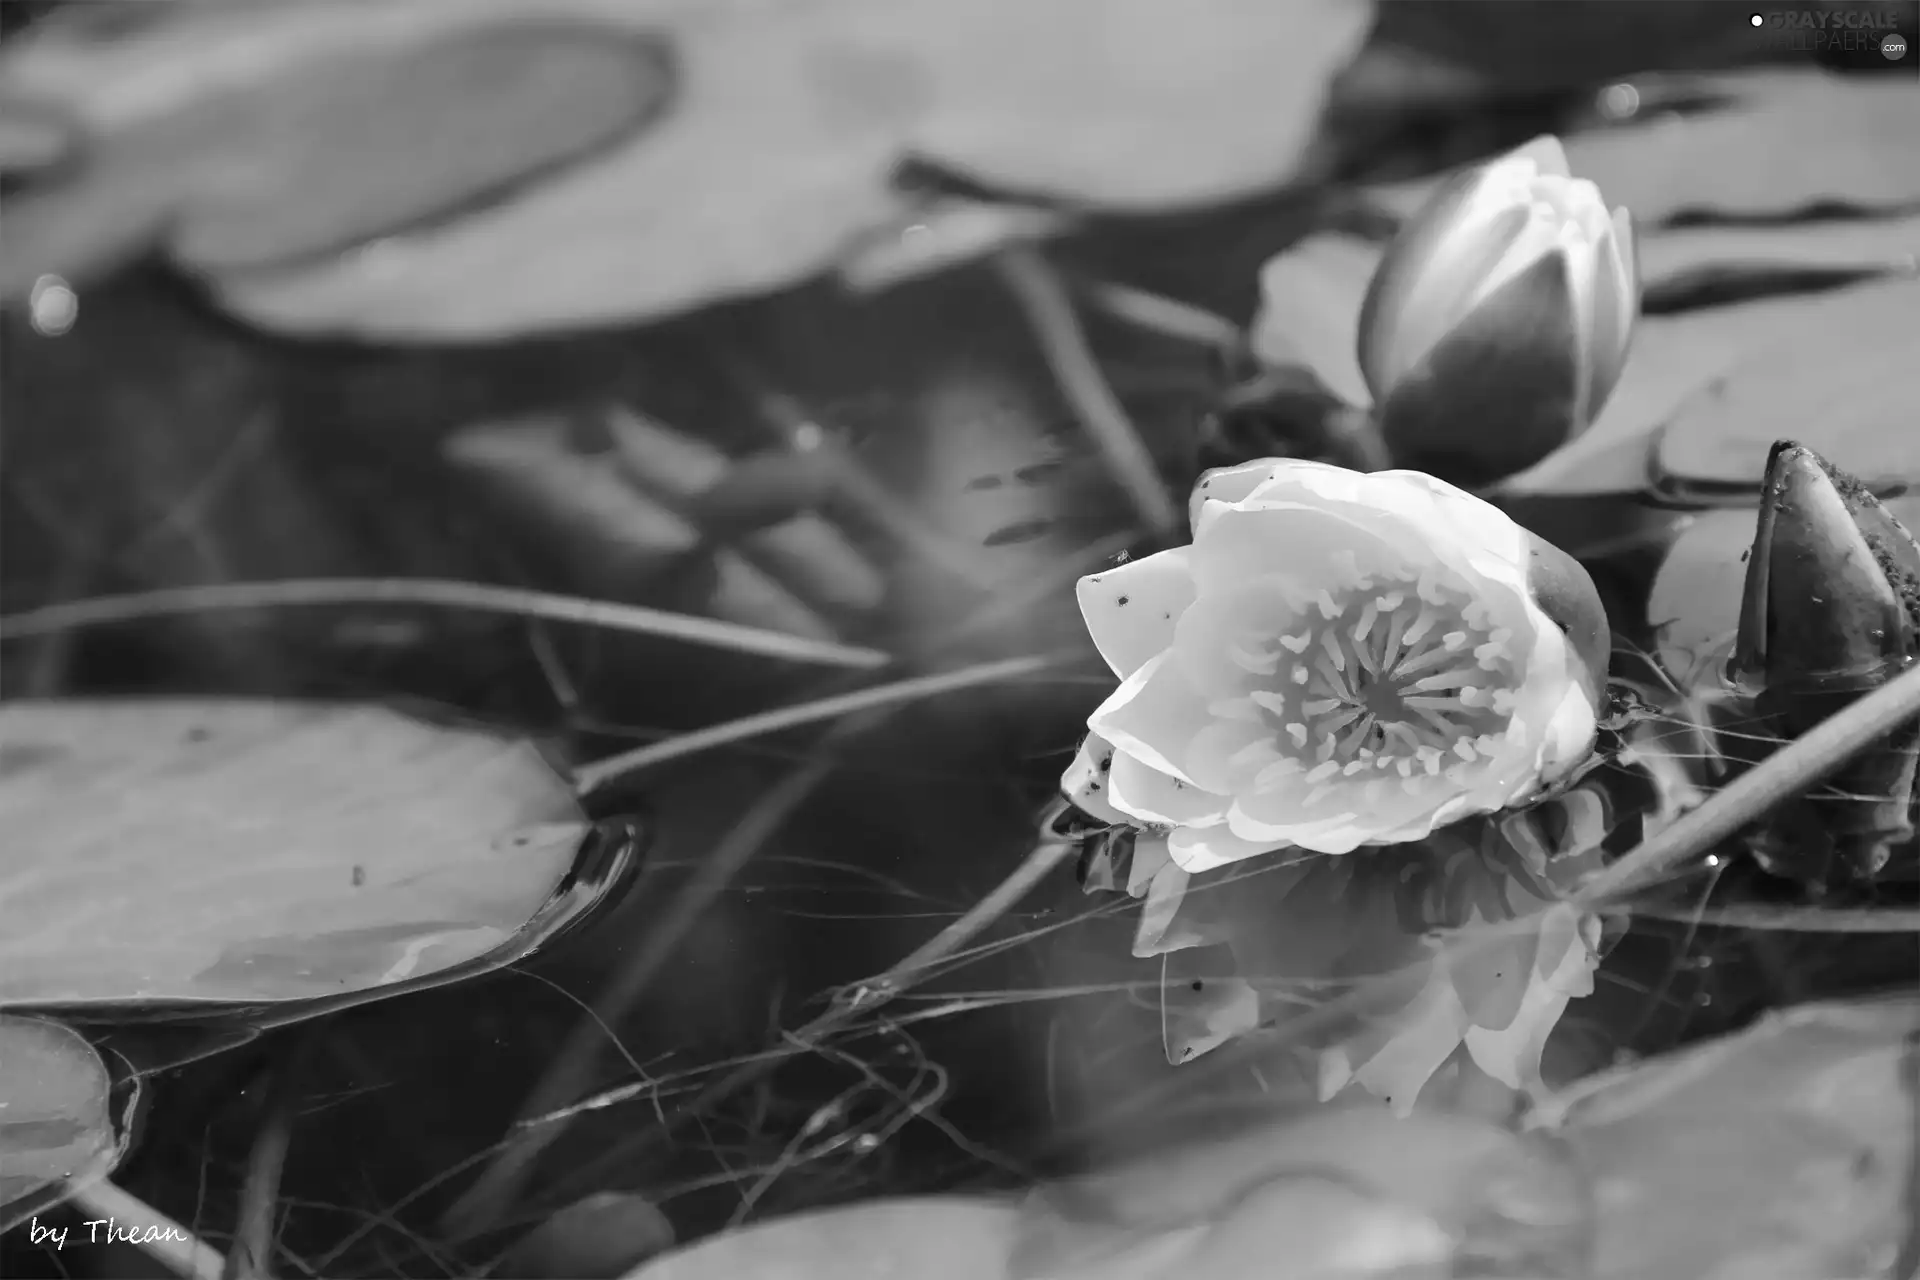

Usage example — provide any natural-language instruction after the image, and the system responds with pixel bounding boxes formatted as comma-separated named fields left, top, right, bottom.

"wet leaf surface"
left=624, top=1198, right=1023, bottom=1280
left=1542, top=994, right=1920, bottom=1280
left=1366, top=70, right=1920, bottom=225
left=0, top=15, right=675, bottom=295
left=0, top=1015, right=120, bottom=1232
left=497, top=1191, right=677, bottom=1279
left=1651, top=277, right=1920, bottom=494
left=0, top=698, right=591, bottom=1007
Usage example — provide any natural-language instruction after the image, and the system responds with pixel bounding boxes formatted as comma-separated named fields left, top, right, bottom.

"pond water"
left=2, top=3, right=1916, bottom=1278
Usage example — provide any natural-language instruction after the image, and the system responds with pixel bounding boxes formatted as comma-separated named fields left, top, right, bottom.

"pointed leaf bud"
left=1729, top=441, right=1920, bottom=879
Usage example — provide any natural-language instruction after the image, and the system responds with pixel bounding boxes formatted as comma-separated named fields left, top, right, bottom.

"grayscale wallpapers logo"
left=1747, top=9, right=1910, bottom=55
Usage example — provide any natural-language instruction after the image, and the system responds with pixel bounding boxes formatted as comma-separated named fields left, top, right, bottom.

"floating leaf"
left=0, top=15, right=675, bottom=297
left=1637, top=213, right=1920, bottom=299
left=1509, top=277, right=1920, bottom=496
left=0, top=0, right=1368, bottom=338
left=498, top=1191, right=676, bottom=1279
left=0, top=1016, right=125, bottom=1233
left=1651, top=277, right=1920, bottom=495
left=0, top=698, right=633, bottom=1010
left=1538, top=994, right=1920, bottom=1280
left=1018, top=1104, right=1586, bottom=1278
left=0, top=97, right=74, bottom=174
left=623, top=1198, right=1023, bottom=1280
left=1248, top=234, right=1375, bottom=407
left=1366, top=70, right=1920, bottom=225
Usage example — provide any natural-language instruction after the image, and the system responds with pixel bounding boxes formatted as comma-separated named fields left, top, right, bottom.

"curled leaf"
left=0, top=1015, right=125, bottom=1232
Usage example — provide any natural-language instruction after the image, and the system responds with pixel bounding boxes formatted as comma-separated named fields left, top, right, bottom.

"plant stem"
left=61, top=1179, right=226, bottom=1280
left=995, top=246, right=1180, bottom=535
left=1577, top=660, right=1920, bottom=904
left=570, top=654, right=1060, bottom=794
left=0, top=578, right=890, bottom=670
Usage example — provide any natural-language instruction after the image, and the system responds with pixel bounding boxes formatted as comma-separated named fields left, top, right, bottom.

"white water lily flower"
left=1062, top=458, right=1607, bottom=869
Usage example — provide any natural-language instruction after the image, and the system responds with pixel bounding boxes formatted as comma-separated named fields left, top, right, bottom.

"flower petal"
left=1189, top=501, right=1408, bottom=598
left=1187, top=458, right=1359, bottom=530
left=1506, top=134, right=1571, bottom=178
left=1075, top=548, right=1196, bottom=679
left=1167, top=823, right=1291, bottom=871
left=1236, top=463, right=1532, bottom=589
left=1087, top=652, right=1212, bottom=786
left=1109, top=750, right=1230, bottom=827
left=1585, top=207, right=1636, bottom=416
left=1450, top=926, right=1539, bottom=1034
left=1534, top=678, right=1600, bottom=786
left=1133, top=860, right=1194, bottom=956
left=1160, top=949, right=1259, bottom=1063
left=1127, top=833, right=1173, bottom=898
left=1357, top=162, right=1526, bottom=399
left=1060, top=732, right=1128, bottom=825
left=1230, top=780, right=1437, bottom=856
left=1183, top=718, right=1281, bottom=796
left=1463, top=908, right=1596, bottom=1090
left=1352, top=968, right=1473, bottom=1115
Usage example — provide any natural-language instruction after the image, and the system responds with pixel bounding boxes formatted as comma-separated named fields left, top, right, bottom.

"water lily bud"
left=1357, top=136, right=1637, bottom=487
left=1728, top=441, right=1920, bottom=880
left=1063, top=459, right=1609, bottom=870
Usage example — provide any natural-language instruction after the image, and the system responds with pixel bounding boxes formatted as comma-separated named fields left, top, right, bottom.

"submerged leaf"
left=445, top=416, right=847, bottom=640
left=0, top=699, right=607, bottom=1008
left=0, top=1015, right=122, bottom=1232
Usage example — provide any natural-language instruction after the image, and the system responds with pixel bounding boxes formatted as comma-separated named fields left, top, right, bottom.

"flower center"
left=1229, top=564, right=1523, bottom=802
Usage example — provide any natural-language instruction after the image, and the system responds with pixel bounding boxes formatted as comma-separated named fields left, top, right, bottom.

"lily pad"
left=0, top=698, right=633, bottom=1012
left=1, top=0, right=1369, bottom=338
left=1647, top=495, right=1920, bottom=688
left=0, top=1015, right=125, bottom=1232
left=1248, top=233, right=1376, bottom=407
left=1366, top=70, right=1920, bottom=225
left=499, top=1191, right=677, bottom=1279
left=1510, top=277, right=1920, bottom=496
left=0, top=15, right=676, bottom=297
left=1650, top=276, right=1920, bottom=495
left=1538, top=994, right=1920, bottom=1280
left=624, top=1198, right=1023, bottom=1280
